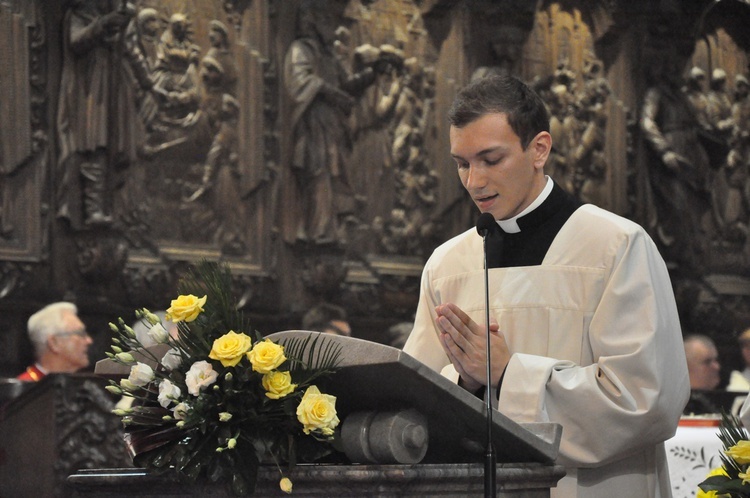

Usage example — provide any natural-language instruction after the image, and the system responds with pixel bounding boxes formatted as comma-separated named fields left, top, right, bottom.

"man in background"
left=684, top=334, right=721, bottom=391
left=17, top=302, right=93, bottom=381
left=728, top=328, right=750, bottom=391
left=683, top=334, right=723, bottom=415
left=301, top=303, right=351, bottom=337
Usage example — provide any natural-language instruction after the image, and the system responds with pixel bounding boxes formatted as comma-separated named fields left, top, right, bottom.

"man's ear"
left=531, top=131, right=552, bottom=170
left=47, top=335, right=61, bottom=353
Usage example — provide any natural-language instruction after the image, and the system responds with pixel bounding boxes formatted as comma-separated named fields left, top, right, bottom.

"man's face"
left=686, top=341, right=720, bottom=390
left=324, top=320, right=351, bottom=337
left=450, top=113, right=549, bottom=221
left=50, top=311, right=93, bottom=372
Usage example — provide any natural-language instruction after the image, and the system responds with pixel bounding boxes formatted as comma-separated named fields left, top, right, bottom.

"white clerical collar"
left=496, top=176, right=553, bottom=234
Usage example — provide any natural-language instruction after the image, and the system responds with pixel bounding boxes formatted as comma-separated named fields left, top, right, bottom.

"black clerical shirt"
left=486, top=181, right=582, bottom=268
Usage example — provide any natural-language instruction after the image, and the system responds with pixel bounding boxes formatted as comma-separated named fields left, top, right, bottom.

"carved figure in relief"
left=56, top=0, right=149, bottom=228
left=125, top=7, right=164, bottom=131
left=712, top=74, right=750, bottom=245
left=349, top=42, right=404, bottom=221
left=545, top=58, right=579, bottom=195
left=283, top=0, right=382, bottom=245
left=641, top=51, right=711, bottom=272
left=683, top=66, right=711, bottom=132
left=373, top=55, right=439, bottom=257
left=205, top=20, right=237, bottom=97
left=470, top=25, right=526, bottom=81
left=706, top=68, right=733, bottom=136
left=190, top=94, right=246, bottom=255
left=152, top=13, right=201, bottom=125
left=568, top=56, right=611, bottom=206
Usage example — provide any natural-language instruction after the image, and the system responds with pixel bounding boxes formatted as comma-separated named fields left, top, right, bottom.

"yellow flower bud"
left=219, top=412, right=233, bottom=422
left=109, top=322, right=119, bottom=333
left=280, top=477, right=293, bottom=494
left=111, top=346, right=123, bottom=354
left=105, top=385, right=122, bottom=395
left=227, top=438, right=237, bottom=449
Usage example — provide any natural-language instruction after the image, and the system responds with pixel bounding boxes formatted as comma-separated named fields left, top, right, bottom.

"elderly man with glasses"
left=17, top=302, right=93, bottom=381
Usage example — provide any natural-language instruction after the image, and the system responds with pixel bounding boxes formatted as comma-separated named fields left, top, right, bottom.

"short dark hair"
left=448, top=75, right=550, bottom=150
left=301, top=303, right=348, bottom=332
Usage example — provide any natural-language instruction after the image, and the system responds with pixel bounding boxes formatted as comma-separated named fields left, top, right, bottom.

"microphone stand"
left=481, top=228, right=496, bottom=498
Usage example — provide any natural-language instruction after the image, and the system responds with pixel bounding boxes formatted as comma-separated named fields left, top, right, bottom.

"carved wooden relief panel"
left=0, top=2, right=45, bottom=274
left=3, top=0, right=750, bottom=377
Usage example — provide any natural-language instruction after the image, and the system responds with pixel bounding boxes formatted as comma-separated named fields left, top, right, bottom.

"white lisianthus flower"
left=161, top=348, right=182, bottom=370
left=128, top=362, right=155, bottom=387
left=173, top=402, right=190, bottom=420
left=120, top=378, right=138, bottom=391
left=185, top=360, right=218, bottom=396
left=157, top=379, right=182, bottom=408
left=115, top=352, right=136, bottom=364
left=147, top=323, right=170, bottom=344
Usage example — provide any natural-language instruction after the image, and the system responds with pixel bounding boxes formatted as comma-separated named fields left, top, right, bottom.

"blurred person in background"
left=17, top=302, right=93, bottom=381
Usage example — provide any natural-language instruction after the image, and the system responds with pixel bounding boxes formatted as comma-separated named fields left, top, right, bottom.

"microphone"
left=476, top=212, right=497, bottom=238
left=475, top=212, right=497, bottom=498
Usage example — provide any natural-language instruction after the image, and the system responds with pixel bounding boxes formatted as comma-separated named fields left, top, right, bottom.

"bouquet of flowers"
left=698, top=412, right=750, bottom=497
left=106, top=261, right=342, bottom=496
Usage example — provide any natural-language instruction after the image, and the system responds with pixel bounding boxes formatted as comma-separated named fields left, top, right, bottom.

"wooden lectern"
left=0, top=374, right=132, bottom=498
left=72, top=332, right=565, bottom=497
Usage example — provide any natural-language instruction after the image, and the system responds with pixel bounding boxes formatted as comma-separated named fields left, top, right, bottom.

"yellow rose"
left=209, top=331, right=252, bottom=367
left=296, top=385, right=339, bottom=436
left=697, top=467, right=728, bottom=498
left=727, top=440, right=750, bottom=465
left=262, top=371, right=296, bottom=399
left=247, top=339, right=286, bottom=374
left=166, top=294, right=207, bottom=323
left=279, top=477, right=293, bottom=494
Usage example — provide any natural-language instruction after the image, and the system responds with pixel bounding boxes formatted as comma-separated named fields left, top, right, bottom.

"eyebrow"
left=450, top=146, right=506, bottom=161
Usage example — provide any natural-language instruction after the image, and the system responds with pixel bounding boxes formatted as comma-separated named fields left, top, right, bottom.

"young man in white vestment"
left=403, top=75, right=689, bottom=498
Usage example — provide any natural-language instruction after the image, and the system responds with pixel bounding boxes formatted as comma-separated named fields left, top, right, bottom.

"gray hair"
left=27, top=302, right=78, bottom=357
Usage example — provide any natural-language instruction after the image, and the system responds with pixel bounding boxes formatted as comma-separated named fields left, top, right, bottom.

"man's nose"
left=464, top=164, right=486, bottom=189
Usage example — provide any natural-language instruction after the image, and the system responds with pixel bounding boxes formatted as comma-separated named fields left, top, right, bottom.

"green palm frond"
left=177, top=260, right=254, bottom=338
left=718, top=411, right=749, bottom=477
left=281, top=333, right=342, bottom=384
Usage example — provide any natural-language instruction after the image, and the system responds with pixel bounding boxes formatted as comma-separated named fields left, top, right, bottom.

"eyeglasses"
left=56, top=329, right=90, bottom=339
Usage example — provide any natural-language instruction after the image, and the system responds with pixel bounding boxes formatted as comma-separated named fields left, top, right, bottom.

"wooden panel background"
left=0, top=0, right=749, bottom=384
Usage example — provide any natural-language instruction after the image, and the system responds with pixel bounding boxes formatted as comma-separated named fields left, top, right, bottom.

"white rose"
left=128, top=362, right=155, bottom=387
left=185, top=360, right=218, bottom=396
left=157, top=378, right=182, bottom=408
left=147, top=323, right=170, bottom=344
left=161, top=348, right=182, bottom=370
